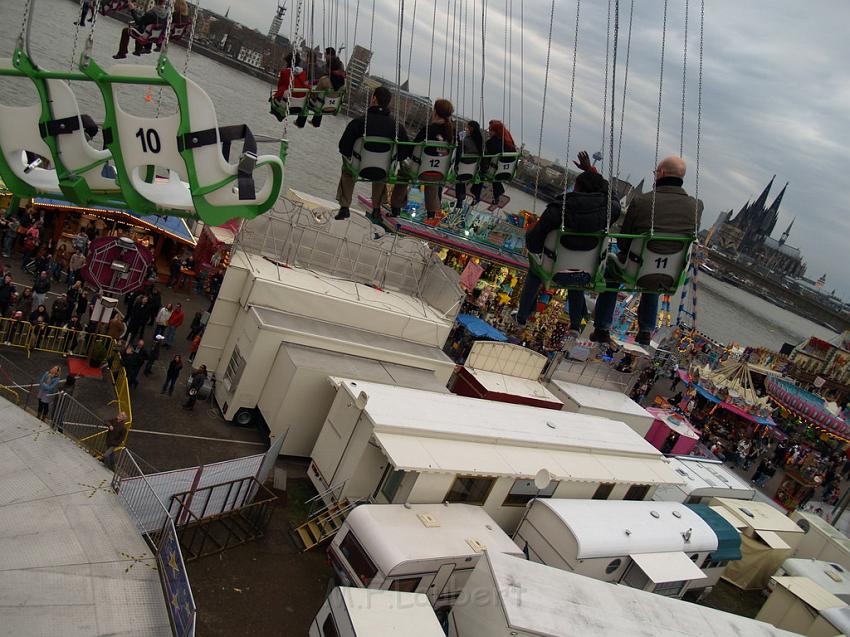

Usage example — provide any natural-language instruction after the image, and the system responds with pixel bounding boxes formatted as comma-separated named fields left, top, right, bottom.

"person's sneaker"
left=510, top=310, right=526, bottom=329
left=310, top=118, right=322, bottom=128
left=294, top=117, right=307, bottom=128
left=389, top=207, right=401, bottom=217
left=334, top=206, right=350, bottom=220
left=112, top=54, right=127, bottom=59
left=589, top=328, right=611, bottom=344
left=636, top=331, right=652, bottom=346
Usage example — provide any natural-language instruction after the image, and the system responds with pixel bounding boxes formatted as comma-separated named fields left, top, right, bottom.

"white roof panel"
left=664, top=456, right=756, bottom=499
left=712, top=498, right=804, bottom=534
left=466, top=368, right=562, bottom=404
left=0, top=397, right=170, bottom=636
left=771, top=576, right=846, bottom=612
left=374, top=431, right=681, bottom=485
left=536, top=500, right=717, bottom=558
left=550, top=380, right=654, bottom=420
left=482, top=551, right=798, bottom=636
left=339, top=379, right=666, bottom=458
left=757, top=530, right=792, bottom=550
left=342, top=504, right=522, bottom=572
left=780, top=559, right=850, bottom=598
left=630, top=551, right=707, bottom=584
left=340, top=588, right=444, bottom=635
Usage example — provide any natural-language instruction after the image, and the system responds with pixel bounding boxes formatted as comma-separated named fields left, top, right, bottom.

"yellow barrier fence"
left=28, top=325, right=116, bottom=361
left=0, top=316, right=34, bottom=354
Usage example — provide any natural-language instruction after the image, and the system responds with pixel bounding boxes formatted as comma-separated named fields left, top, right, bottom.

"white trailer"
left=309, top=379, right=684, bottom=532
left=757, top=577, right=850, bottom=637
left=710, top=497, right=805, bottom=590
left=309, top=587, right=443, bottom=637
left=513, top=499, right=719, bottom=598
left=771, top=558, right=850, bottom=603
left=328, top=503, right=522, bottom=612
left=547, top=379, right=655, bottom=437
left=448, top=550, right=798, bottom=637
left=195, top=245, right=461, bottom=456
left=653, top=456, right=756, bottom=504
left=790, top=510, right=850, bottom=571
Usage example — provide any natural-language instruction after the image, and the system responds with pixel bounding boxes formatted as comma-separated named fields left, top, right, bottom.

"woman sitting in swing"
left=513, top=151, right=620, bottom=333
left=389, top=98, right=455, bottom=221
left=270, top=53, right=310, bottom=122
left=112, top=0, right=168, bottom=59
left=454, top=120, right=483, bottom=207
left=471, top=119, right=516, bottom=206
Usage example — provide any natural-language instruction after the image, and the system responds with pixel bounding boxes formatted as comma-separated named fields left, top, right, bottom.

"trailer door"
left=427, top=563, right=455, bottom=606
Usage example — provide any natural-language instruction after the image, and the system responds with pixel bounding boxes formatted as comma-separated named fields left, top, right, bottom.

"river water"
left=2, top=0, right=838, bottom=350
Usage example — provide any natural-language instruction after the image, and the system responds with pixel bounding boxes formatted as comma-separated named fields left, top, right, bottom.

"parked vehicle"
left=310, top=587, right=443, bottom=637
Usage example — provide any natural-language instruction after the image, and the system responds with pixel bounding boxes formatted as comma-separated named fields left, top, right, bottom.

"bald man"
left=591, top=155, right=703, bottom=346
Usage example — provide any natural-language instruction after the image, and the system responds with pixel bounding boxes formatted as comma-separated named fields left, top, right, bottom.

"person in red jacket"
left=164, top=302, right=184, bottom=349
left=271, top=54, right=310, bottom=121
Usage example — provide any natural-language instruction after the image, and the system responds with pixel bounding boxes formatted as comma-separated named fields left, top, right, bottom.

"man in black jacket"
left=515, top=153, right=620, bottom=331
left=334, top=86, right=409, bottom=222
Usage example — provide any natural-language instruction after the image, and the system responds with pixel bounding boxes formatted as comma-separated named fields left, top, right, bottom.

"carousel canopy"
left=766, top=377, right=850, bottom=438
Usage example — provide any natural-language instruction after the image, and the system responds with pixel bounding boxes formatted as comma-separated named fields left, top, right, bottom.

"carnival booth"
left=444, top=313, right=508, bottom=364
left=644, top=408, right=701, bottom=455
left=766, top=377, right=850, bottom=444
left=193, top=219, right=239, bottom=275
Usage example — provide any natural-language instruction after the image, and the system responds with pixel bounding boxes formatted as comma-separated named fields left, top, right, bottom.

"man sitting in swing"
left=112, top=0, right=168, bottom=59
left=590, top=155, right=703, bottom=346
left=514, top=151, right=619, bottom=333
left=296, top=47, right=347, bottom=129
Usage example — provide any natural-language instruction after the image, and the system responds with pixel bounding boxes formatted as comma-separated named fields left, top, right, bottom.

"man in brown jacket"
left=102, top=411, right=127, bottom=469
left=591, top=156, right=703, bottom=346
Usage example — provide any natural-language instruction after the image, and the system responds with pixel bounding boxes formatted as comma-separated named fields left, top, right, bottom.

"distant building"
left=237, top=46, right=263, bottom=68
left=347, top=45, right=372, bottom=90
left=790, top=333, right=850, bottom=387
left=709, top=177, right=806, bottom=277
left=268, top=3, right=285, bottom=39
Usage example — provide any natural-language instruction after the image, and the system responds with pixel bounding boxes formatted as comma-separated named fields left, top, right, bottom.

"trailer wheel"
left=233, top=408, right=256, bottom=427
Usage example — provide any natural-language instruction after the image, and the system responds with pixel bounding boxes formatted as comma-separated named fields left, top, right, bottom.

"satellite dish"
left=354, top=391, right=369, bottom=410
left=534, top=468, right=552, bottom=491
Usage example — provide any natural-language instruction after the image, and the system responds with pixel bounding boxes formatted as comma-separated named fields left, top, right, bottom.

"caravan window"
left=321, top=614, right=340, bottom=637
left=380, top=469, right=407, bottom=502
left=624, top=484, right=651, bottom=501
left=503, top=478, right=559, bottom=506
left=339, top=532, right=378, bottom=586
left=653, top=580, right=687, bottom=597
left=223, top=346, right=246, bottom=390
left=592, top=483, right=615, bottom=500
left=389, top=577, right=422, bottom=593
left=445, top=476, right=495, bottom=506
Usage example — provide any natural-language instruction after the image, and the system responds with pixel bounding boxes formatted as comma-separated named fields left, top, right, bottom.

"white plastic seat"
left=43, top=79, right=119, bottom=194
left=403, top=142, right=454, bottom=183
left=171, top=21, right=191, bottom=39
left=482, top=152, right=519, bottom=182
left=529, top=230, right=607, bottom=286
left=129, top=23, right=166, bottom=46
left=622, top=236, right=692, bottom=292
left=320, top=91, right=344, bottom=114
left=344, top=137, right=394, bottom=181
left=455, top=154, right=479, bottom=182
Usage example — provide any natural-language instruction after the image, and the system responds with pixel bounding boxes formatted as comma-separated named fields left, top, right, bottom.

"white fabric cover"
left=348, top=136, right=394, bottom=181
left=455, top=155, right=479, bottom=182
left=407, top=144, right=453, bottom=182
left=623, top=236, right=690, bottom=290
left=531, top=231, right=606, bottom=279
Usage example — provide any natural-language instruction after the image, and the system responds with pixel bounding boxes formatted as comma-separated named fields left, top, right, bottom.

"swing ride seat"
left=455, top=154, right=480, bottom=183
left=394, top=140, right=456, bottom=185
left=342, top=136, right=395, bottom=182
left=609, top=233, right=695, bottom=293
left=304, top=87, right=347, bottom=116
left=81, top=56, right=285, bottom=225
left=170, top=20, right=192, bottom=40
left=129, top=22, right=167, bottom=48
left=100, top=0, right=129, bottom=15
left=479, top=151, right=520, bottom=183
left=269, top=87, right=310, bottom=119
left=528, top=229, right=609, bottom=290
left=0, top=57, right=62, bottom=197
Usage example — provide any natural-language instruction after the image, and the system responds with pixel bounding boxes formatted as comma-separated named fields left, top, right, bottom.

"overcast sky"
left=206, top=0, right=850, bottom=297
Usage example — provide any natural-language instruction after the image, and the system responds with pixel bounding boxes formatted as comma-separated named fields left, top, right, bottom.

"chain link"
left=557, top=0, right=581, bottom=230
left=531, top=0, right=556, bottom=215
left=615, top=0, right=634, bottom=179
left=69, top=0, right=89, bottom=70
left=606, top=0, right=619, bottom=234
left=600, top=0, right=612, bottom=169
left=649, top=0, right=669, bottom=235
left=183, top=0, right=201, bottom=75
left=679, top=0, right=689, bottom=157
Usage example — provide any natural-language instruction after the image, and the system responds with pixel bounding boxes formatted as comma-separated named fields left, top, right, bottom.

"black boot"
left=636, top=331, right=652, bottom=346
left=589, top=328, right=611, bottom=344
left=334, top=206, right=350, bottom=220
left=389, top=207, right=401, bottom=217
left=294, top=115, right=307, bottom=128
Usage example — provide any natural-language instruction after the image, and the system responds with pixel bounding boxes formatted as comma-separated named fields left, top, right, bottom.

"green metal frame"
left=478, top=151, right=520, bottom=183
left=342, top=137, right=458, bottom=186
left=81, top=54, right=286, bottom=225
left=528, top=229, right=695, bottom=294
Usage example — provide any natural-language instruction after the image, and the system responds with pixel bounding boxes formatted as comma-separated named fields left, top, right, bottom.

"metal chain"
left=461, top=0, right=468, bottom=117
left=442, top=0, right=452, bottom=96
left=479, top=0, right=486, bottom=124
left=182, top=0, right=201, bottom=75
left=531, top=0, right=556, bottom=215
left=282, top=0, right=305, bottom=140
left=694, top=0, right=704, bottom=227
left=649, top=0, right=669, bottom=235
left=606, top=0, right=619, bottom=235
left=448, top=0, right=458, bottom=103
left=155, top=0, right=179, bottom=117
left=361, top=0, right=376, bottom=143
left=402, top=0, right=418, bottom=121
left=17, top=0, right=33, bottom=46
left=679, top=0, right=689, bottom=157
left=345, top=0, right=360, bottom=112
left=471, top=0, right=477, bottom=117
left=557, top=0, right=581, bottom=230
left=615, top=0, right=634, bottom=179
left=599, top=0, right=612, bottom=169
left=501, top=0, right=508, bottom=125
left=394, top=0, right=404, bottom=142
left=519, top=0, right=523, bottom=145
left=507, top=0, right=513, bottom=132
left=69, top=0, right=89, bottom=70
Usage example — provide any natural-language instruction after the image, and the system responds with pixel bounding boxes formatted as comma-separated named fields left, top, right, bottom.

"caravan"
left=771, top=558, right=850, bottom=603
left=328, top=503, right=522, bottom=612
left=547, top=379, right=655, bottom=437
left=309, top=379, right=684, bottom=532
left=653, top=456, right=756, bottom=504
left=310, top=587, right=443, bottom=637
left=790, top=510, right=850, bottom=571
left=513, top=499, right=734, bottom=598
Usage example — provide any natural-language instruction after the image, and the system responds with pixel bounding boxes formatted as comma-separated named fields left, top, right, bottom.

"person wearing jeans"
left=517, top=270, right=590, bottom=331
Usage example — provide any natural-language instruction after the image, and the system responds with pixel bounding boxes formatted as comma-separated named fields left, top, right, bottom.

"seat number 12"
left=135, top=128, right=162, bottom=154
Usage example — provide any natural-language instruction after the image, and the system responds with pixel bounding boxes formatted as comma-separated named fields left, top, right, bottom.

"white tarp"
left=630, top=551, right=707, bottom=584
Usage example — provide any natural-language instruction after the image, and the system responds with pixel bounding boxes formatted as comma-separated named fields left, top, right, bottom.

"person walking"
left=120, top=344, right=143, bottom=389
left=32, top=271, right=50, bottom=311
left=161, top=354, right=183, bottom=396
left=164, top=302, right=184, bottom=348
left=107, top=312, right=126, bottom=343
left=188, top=331, right=202, bottom=362
left=183, top=365, right=207, bottom=411
left=102, top=412, right=128, bottom=469
left=154, top=302, right=172, bottom=338
left=143, top=334, right=164, bottom=376
left=36, top=365, right=62, bottom=420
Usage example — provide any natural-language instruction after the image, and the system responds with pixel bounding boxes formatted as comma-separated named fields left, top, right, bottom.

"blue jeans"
left=165, top=324, right=177, bottom=346
left=517, top=269, right=588, bottom=328
left=594, top=291, right=660, bottom=334
left=2, top=233, right=14, bottom=256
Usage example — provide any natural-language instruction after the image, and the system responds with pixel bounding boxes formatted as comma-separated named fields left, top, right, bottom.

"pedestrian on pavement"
left=188, top=331, right=202, bottom=362
left=107, top=312, right=126, bottom=343
left=144, top=334, right=164, bottom=376
left=121, top=344, right=143, bottom=389
left=183, top=365, right=207, bottom=411
left=154, top=303, right=172, bottom=338
left=167, top=256, right=181, bottom=287
left=102, top=411, right=128, bottom=469
left=36, top=365, right=62, bottom=420
left=165, top=302, right=184, bottom=348
left=32, top=270, right=50, bottom=310
left=126, top=295, right=150, bottom=342
left=161, top=354, right=183, bottom=396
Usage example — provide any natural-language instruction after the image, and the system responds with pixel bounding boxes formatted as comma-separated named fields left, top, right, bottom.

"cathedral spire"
left=768, top=181, right=789, bottom=214
left=751, top=175, right=776, bottom=212
left=779, top=217, right=795, bottom=246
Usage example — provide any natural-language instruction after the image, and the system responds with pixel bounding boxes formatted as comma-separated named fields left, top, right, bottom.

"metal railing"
left=0, top=316, right=34, bottom=354
left=29, top=324, right=116, bottom=360
left=51, top=391, right=114, bottom=459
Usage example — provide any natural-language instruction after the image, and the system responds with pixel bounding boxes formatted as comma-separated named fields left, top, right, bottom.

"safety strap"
left=177, top=124, right=258, bottom=200
left=39, top=116, right=80, bottom=138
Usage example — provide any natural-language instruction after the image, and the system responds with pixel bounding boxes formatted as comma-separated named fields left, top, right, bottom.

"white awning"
left=373, top=431, right=681, bottom=485
left=629, top=551, right=707, bottom=584
left=755, top=529, right=791, bottom=550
